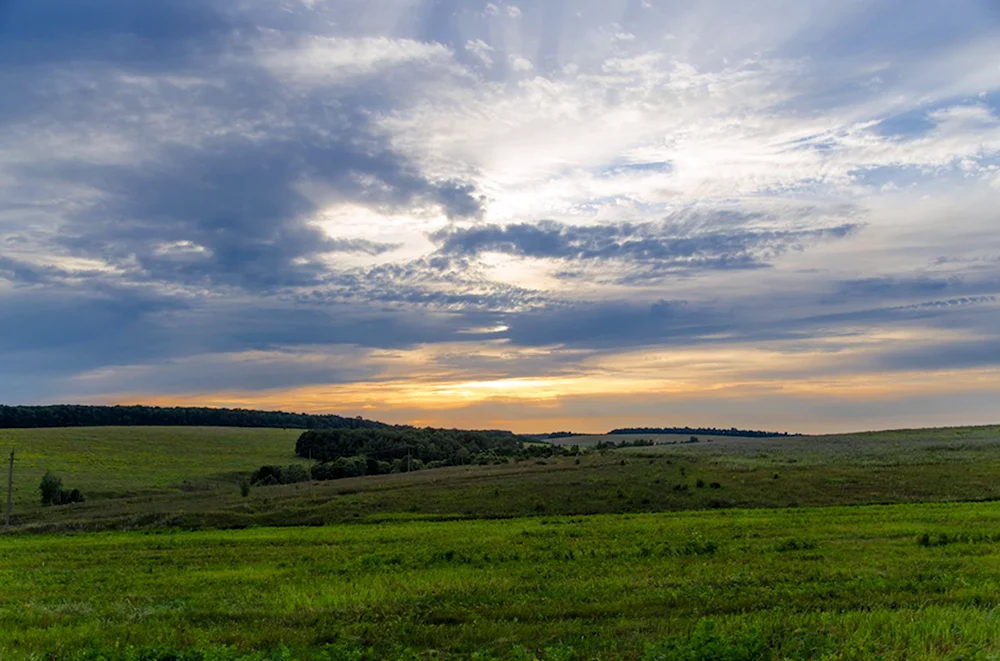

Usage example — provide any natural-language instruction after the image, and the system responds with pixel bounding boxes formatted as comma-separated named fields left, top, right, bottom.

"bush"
left=696, top=479, right=706, bottom=488
left=333, top=455, right=368, bottom=478
left=710, top=482, right=722, bottom=489
left=40, top=471, right=62, bottom=506
left=282, top=464, right=310, bottom=484
left=251, top=465, right=283, bottom=486
left=311, top=462, right=334, bottom=481
left=239, top=478, right=251, bottom=498
left=39, top=472, right=84, bottom=506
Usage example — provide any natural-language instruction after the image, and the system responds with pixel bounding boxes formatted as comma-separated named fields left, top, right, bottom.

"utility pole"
left=4, top=449, right=13, bottom=534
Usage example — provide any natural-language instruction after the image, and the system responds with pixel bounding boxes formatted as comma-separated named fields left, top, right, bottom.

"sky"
left=1, top=0, right=999, bottom=434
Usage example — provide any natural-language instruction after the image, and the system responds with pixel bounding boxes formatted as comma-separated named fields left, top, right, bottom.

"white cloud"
left=506, top=5, right=522, bottom=18
left=484, top=3, right=500, bottom=17
left=509, top=55, right=534, bottom=72
left=465, top=39, right=495, bottom=68
left=257, top=35, right=458, bottom=85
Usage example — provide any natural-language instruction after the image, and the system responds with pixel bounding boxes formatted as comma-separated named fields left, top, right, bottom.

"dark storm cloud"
left=431, top=219, right=859, bottom=278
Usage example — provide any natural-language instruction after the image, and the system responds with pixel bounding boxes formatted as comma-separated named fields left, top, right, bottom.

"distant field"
left=0, top=426, right=302, bottom=510
left=4, top=502, right=1000, bottom=659
left=552, top=432, right=775, bottom=447
left=612, top=425, right=1000, bottom=467
left=0, top=424, right=998, bottom=533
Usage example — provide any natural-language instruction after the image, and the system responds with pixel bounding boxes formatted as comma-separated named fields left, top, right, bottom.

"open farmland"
left=555, top=426, right=1000, bottom=466
left=3, top=424, right=1000, bottom=658
left=549, top=432, right=774, bottom=448
left=0, top=426, right=302, bottom=510
left=3, top=425, right=1000, bottom=532
left=3, top=502, right=1000, bottom=659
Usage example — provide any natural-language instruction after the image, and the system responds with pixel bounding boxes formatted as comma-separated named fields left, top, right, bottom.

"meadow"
left=4, top=425, right=999, bottom=533
left=3, top=424, right=1000, bottom=659
left=3, top=502, right=1000, bottom=659
left=0, top=426, right=301, bottom=509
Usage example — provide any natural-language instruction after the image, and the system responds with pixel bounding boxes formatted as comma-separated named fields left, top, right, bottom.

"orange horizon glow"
left=95, top=362, right=1000, bottom=435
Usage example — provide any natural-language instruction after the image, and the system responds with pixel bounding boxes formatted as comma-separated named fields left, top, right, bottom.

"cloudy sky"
left=2, top=0, right=999, bottom=433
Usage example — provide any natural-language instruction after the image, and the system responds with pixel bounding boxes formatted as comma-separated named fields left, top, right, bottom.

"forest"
left=294, top=426, right=556, bottom=478
left=0, top=404, right=386, bottom=430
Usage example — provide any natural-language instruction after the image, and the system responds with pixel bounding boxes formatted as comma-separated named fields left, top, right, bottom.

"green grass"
left=4, top=425, right=1000, bottom=533
left=4, top=502, right=1000, bottom=659
left=4, top=425, right=1000, bottom=658
left=563, top=426, right=1000, bottom=467
left=0, top=427, right=301, bottom=509
left=612, top=426, right=1000, bottom=468
left=552, top=432, right=770, bottom=447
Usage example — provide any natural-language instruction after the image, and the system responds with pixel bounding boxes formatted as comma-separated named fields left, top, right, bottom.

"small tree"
left=251, top=465, right=283, bottom=486
left=282, top=464, right=309, bottom=484
left=40, top=471, right=62, bottom=506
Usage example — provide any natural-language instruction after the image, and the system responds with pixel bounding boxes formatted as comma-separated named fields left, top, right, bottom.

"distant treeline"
left=609, top=427, right=792, bottom=438
left=0, top=405, right=386, bottom=430
left=294, top=427, right=567, bottom=479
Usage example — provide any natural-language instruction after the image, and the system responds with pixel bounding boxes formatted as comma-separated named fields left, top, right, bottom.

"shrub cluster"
left=250, top=464, right=311, bottom=486
left=595, top=438, right=657, bottom=450
left=39, top=471, right=85, bottom=506
left=277, top=427, right=576, bottom=483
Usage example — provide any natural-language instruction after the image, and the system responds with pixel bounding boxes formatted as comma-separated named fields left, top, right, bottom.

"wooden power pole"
left=3, top=449, right=12, bottom=534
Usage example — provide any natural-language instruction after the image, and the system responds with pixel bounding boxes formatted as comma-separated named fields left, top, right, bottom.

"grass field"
left=556, top=427, right=1000, bottom=467
left=4, top=424, right=1000, bottom=659
left=0, top=427, right=302, bottom=510
left=550, top=432, right=774, bottom=448
left=4, top=502, right=1000, bottom=659
left=3, top=425, right=1000, bottom=532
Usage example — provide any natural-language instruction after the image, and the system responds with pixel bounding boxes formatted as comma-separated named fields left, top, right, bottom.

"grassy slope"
left=551, top=432, right=774, bottom=447
left=3, top=425, right=1000, bottom=659
left=3, top=502, right=1000, bottom=659
left=4, top=424, right=1000, bottom=532
left=0, top=426, right=302, bottom=509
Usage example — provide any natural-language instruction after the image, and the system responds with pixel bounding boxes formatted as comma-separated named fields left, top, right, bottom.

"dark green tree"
left=40, top=471, right=62, bottom=506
